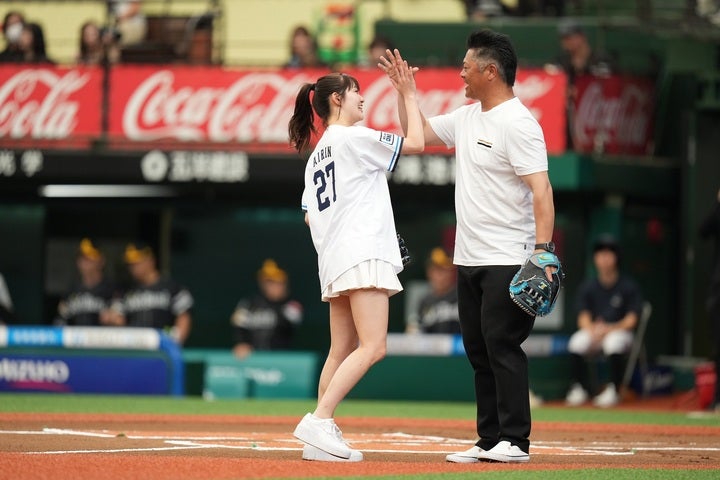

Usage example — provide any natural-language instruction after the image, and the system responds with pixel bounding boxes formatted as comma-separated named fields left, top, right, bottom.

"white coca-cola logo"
left=0, top=69, right=89, bottom=139
left=573, top=81, right=651, bottom=150
left=122, top=70, right=476, bottom=143
left=121, top=69, right=559, bottom=144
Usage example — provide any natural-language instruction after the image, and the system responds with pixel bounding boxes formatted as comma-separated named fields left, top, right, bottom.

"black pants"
left=457, top=265, right=535, bottom=453
left=709, top=291, right=720, bottom=407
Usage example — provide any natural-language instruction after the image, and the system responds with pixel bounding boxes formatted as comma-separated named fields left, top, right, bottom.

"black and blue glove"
left=509, top=252, right=564, bottom=317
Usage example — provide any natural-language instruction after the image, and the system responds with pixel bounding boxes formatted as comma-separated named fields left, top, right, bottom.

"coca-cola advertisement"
left=0, top=66, right=103, bottom=146
left=109, top=65, right=568, bottom=155
left=572, top=75, right=655, bottom=155
left=0, top=64, right=567, bottom=154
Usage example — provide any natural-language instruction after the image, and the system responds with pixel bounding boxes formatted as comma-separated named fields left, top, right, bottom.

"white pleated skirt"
left=321, top=259, right=403, bottom=302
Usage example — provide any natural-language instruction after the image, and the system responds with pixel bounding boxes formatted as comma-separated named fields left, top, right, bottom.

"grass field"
left=1, top=393, right=719, bottom=480
left=2, top=392, right=719, bottom=426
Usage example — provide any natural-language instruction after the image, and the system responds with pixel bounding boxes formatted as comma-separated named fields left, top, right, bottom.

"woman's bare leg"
left=316, top=295, right=358, bottom=401
left=314, top=288, right=389, bottom=419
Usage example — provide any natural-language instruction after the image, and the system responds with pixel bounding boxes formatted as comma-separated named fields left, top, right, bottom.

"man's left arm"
left=521, top=171, right=555, bottom=247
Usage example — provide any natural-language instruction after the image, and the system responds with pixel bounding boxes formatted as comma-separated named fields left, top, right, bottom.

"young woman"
left=288, top=51, right=424, bottom=462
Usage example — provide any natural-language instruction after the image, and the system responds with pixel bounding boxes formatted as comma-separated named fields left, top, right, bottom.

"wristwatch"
left=534, top=242, right=555, bottom=253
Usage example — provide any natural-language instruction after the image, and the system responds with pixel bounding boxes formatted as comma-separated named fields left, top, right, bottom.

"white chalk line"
left=1, top=428, right=717, bottom=456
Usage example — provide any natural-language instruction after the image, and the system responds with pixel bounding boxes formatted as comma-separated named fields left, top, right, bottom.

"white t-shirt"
left=301, top=124, right=404, bottom=291
left=429, top=97, right=548, bottom=266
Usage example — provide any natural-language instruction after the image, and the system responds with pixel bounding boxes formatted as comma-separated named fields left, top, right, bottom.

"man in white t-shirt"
left=381, top=29, right=555, bottom=463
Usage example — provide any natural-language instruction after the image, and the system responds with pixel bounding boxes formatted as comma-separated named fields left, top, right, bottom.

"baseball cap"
left=78, top=238, right=103, bottom=261
left=124, top=242, right=154, bottom=264
left=427, top=247, right=454, bottom=269
left=557, top=18, right=584, bottom=37
left=258, top=259, right=288, bottom=282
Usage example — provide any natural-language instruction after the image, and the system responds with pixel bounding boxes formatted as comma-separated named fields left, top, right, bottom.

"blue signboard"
left=0, top=326, right=184, bottom=395
left=0, top=352, right=170, bottom=394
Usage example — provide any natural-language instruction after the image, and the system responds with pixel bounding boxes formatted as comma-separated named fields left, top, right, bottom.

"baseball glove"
left=509, top=252, right=564, bottom=317
left=397, top=233, right=412, bottom=267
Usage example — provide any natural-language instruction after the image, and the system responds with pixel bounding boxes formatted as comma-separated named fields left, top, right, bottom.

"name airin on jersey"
left=311, top=146, right=332, bottom=167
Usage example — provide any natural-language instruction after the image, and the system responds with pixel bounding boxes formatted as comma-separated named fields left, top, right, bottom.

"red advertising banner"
left=0, top=65, right=572, bottom=155
left=572, top=75, right=655, bottom=155
left=108, top=66, right=568, bottom=155
left=0, top=66, right=103, bottom=147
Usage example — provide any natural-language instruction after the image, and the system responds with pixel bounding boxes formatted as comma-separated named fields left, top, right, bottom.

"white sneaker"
left=478, top=440, right=529, bottom=463
left=302, top=444, right=363, bottom=462
left=293, top=413, right=351, bottom=459
left=592, top=384, right=619, bottom=408
left=565, top=383, right=589, bottom=406
left=446, top=445, right=485, bottom=463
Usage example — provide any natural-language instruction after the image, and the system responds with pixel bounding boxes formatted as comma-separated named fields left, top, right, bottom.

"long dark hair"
left=24, top=23, right=49, bottom=62
left=288, top=72, right=359, bottom=153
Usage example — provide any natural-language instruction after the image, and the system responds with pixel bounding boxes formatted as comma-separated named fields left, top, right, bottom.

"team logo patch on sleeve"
left=379, top=132, right=396, bottom=146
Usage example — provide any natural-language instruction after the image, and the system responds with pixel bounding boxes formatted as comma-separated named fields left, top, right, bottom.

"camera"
left=100, top=26, right=122, bottom=43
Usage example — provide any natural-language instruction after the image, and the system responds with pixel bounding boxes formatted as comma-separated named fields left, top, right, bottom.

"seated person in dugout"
left=231, top=259, right=303, bottom=358
left=565, top=234, right=644, bottom=408
left=110, top=242, right=194, bottom=345
left=406, top=247, right=461, bottom=334
left=56, top=238, right=121, bottom=326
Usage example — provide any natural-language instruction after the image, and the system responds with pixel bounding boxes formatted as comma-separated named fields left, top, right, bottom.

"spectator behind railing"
left=77, top=20, right=120, bottom=65
left=357, top=34, right=395, bottom=69
left=461, top=0, right=566, bottom=19
left=284, top=25, right=327, bottom=69
left=17, top=22, right=54, bottom=64
left=544, top=18, right=616, bottom=151
left=0, top=10, right=26, bottom=63
left=110, top=0, right=147, bottom=47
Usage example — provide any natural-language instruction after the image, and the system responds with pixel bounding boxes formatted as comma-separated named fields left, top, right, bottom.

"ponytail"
left=288, top=73, right=360, bottom=154
left=288, top=83, right=316, bottom=153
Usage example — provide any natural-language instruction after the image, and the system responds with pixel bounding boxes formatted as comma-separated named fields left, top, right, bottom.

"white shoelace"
left=329, top=421, right=348, bottom=445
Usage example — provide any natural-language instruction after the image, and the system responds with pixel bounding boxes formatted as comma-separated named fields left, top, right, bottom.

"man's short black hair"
left=466, top=29, right=517, bottom=86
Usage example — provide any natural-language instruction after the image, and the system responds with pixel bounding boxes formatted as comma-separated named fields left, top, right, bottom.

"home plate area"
left=10, top=428, right=686, bottom=458
left=2, top=413, right=719, bottom=470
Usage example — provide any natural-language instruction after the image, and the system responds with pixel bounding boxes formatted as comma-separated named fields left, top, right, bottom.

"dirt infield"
left=1, top=411, right=719, bottom=479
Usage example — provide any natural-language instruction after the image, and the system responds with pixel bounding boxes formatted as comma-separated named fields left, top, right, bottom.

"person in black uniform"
left=699, top=187, right=720, bottom=411
left=564, top=234, right=644, bottom=408
left=112, top=242, right=193, bottom=345
left=406, top=247, right=460, bottom=334
left=56, top=238, right=120, bottom=326
left=231, top=259, right=303, bottom=358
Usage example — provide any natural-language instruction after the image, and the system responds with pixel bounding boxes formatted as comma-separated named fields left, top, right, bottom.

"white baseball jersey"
left=301, top=124, right=404, bottom=292
left=429, top=97, right=548, bottom=266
